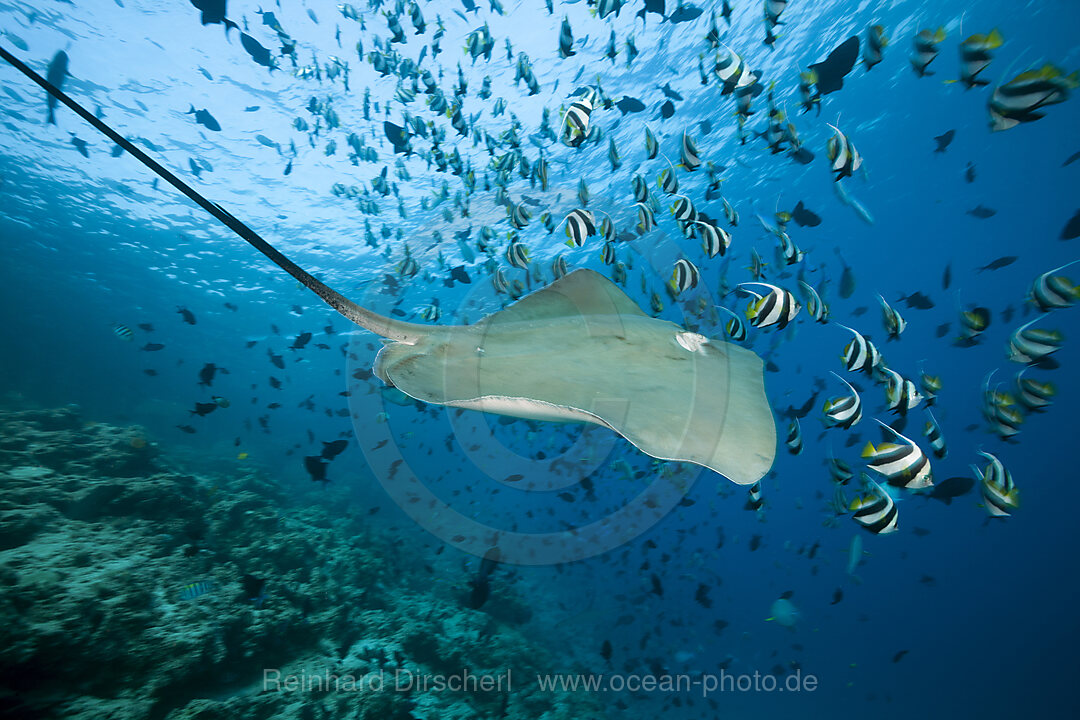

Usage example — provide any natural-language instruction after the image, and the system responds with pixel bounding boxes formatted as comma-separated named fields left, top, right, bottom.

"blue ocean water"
left=1, top=0, right=1079, bottom=718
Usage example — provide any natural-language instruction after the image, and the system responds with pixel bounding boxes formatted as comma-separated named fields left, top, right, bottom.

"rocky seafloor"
left=0, top=406, right=603, bottom=720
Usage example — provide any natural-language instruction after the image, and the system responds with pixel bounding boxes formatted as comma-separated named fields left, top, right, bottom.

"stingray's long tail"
left=0, top=45, right=428, bottom=344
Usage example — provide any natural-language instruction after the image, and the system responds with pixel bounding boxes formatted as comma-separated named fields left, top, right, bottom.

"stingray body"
left=374, top=270, right=776, bottom=484
left=0, top=46, right=778, bottom=486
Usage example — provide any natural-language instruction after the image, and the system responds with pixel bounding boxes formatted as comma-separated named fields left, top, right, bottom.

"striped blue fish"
left=179, top=580, right=217, bottom=601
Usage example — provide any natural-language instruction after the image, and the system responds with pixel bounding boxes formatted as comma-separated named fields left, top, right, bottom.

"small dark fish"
left=699, top=118, right=712, bottom=134
left=1062, top=210, right=1080, bottom=240
left=791, top=201, right=821, bottom=227
left=897, top=291, right=935, bottom=310
left=650, top=573, right=663, bottom=596
left=658, top=99, right=675, bottom=119
left=140, top=342, right=165, bottom=351
left=240, top=32, right=275, bottom=68
left=241, top=574, right=267, bottom=605
left=503, top=473, right=523, bottom=483
left=830, top=588, right=843, bottom=605
left=780, top=590, right=794, bottom=599
left=321, top=439, right=348, bottom=459
left=927, top=476, right=975, bottom=505
left=138, top=323, right=155, bottom=332
left=289, top=331, right=312, bottom=350
left=1063, top=150, right=1080, bottom=167
left=615, top=96, right=646, bottom=114
left=851, top=306, right=868, bottom=317
left=304, top=455, right=328, bottom=482
left=190, top=0, right=237, bottom=31
left=892, top=650, right=909, bottom=663
left=198, top=362, right=219, bottom=387
left=966, top=204, right=996, bottom=219
left=143, top=369, right=158, bottom=376
left=933, top=129, right=955, bottom=153
left=176, top=424, right=197, bottom=434
left=808, top=36, right=860, bottom=95
left=748, top=534, right=762, bottom=551
left=267, top=350, right=284, bottom=369
left=269, top=376, right=282, bottom=389
left=911, top=527, right=931, bottom=537
left=190, top=402, right=218, bottom=417
left=177, top=307, right=197, bottom=324
left=384, top=121, right=411, bottom=153
left=71, top=135, right=89, bottom=157
left=942, top=262, right=952, bottom=289
left=45, top=51, right=70, bottom=124
left=965, top=162, right=976, bottom=183
left=601, top=640, right=612, bottom=663
left=977, top=255, right=1017, bottom=272
left=659, top=83, right=683, bottom=101
left=557, top=492, right=575, bottom=502
left=667, top=4, right=703, bottom=23
left=695, top=583, right=712, bottom=608
left=187, top=106, right=221, bottom=131
left=450, top=265, right=471, bottom=285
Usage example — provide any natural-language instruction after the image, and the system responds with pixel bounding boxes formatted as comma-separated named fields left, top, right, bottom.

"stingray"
left=1, top=46, right=778, bottom=486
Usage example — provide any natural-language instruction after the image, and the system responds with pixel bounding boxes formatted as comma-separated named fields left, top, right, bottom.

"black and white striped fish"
left=721, top=196, right=739, bottom=226
left=558, top=16, right=575, bottom=59
left=828, top=455, right=853, bottom=485
left=959, top=306, right=991, bottom=341
left=600, top=240, right=617, bottom=265
left=608, top=137, right=622, bottom=170
left=837, top=324, right=882, bottom=373
left=786, top=418, right=803, bottom=455
left=983, top=371, right=1024, bottom=439
left=798, top=280, right=829, bottom=323
left=824, top=371, right=862, bottom=429
left=1015, top=368, right=1055, bottom=411
left=112, top=323, right=134, bottom=341
left=1029, top=261, right=1080, bottom=311
left=719, top=307, right=746, bottom=341
left=740, top=282, right=800, bottom=329
left=599, top=216, right=616, bottom=244
left=988, top=64, right=1077, bottom=132
left=911, top=27, right=946, bottom=77
left=1007, top=318, right=1063, bottom=363
left=862, top=419, right=933, bottom=489
left=658, top=166, right=679, bottom=195
left=635, top=202, right=656, bottom=233
left=882, top=367, right=923, bottom=415
left=671, top=195, right=697, bottom=223
left=632, top=174, right=649, bottom=203
left=878, top=295, right=907, bottom=339
left=696, top=220, right=731, bottom=258
left=956, top=29, right=1003, bottom=88
left=923, top=409, right=947, bottom=459
left=974, top=451, right=1019, bottom=517
left=552, top=254, right=569, bottom=280
left=564, top=208, right=596, bottom=248
left=505, top=237, right=530, bottom=269
left=492, top=267, right=509, bottom=294
left=680, top=130, right=701, bottom=170
left=745, top=480, right=764, bottom=511
left=561, top=95, right=593, bottom=147
left=644, top=125, right=659, bottom=159
left=672, top=259, right=700, bottom=294
left=863, top=24, right=887, bottom=70
left=775, top=230, right=804, bottom=265
left=826, top=124, right=863, bottom=181
left=849, top=476, right=899, bottom=534
left=509, top=202, right=531, bottom=229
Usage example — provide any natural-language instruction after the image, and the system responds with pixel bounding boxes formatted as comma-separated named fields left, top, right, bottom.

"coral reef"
left=0, top=407, right=603, bottom=719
